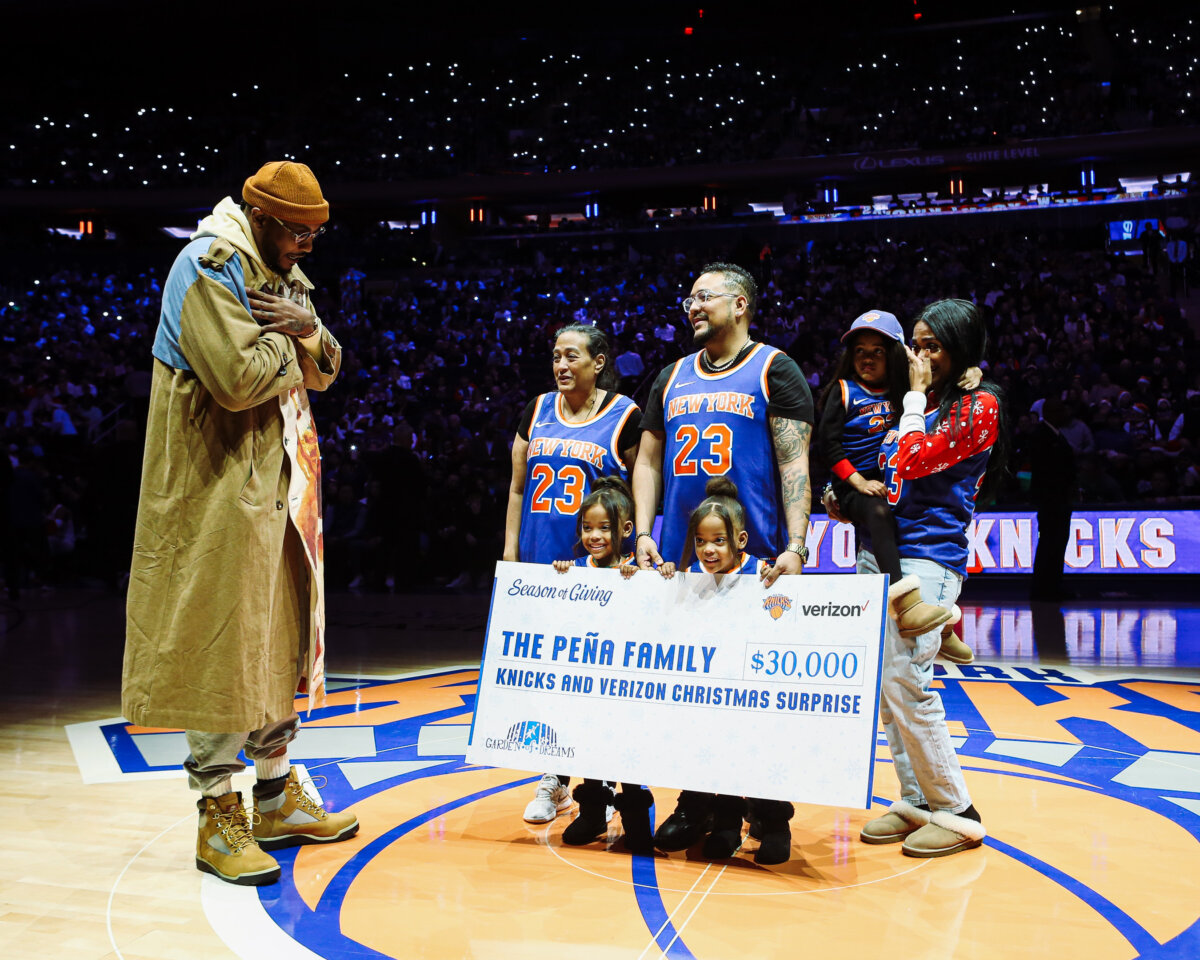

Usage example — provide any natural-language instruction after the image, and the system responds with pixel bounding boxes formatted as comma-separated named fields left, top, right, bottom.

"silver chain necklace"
left=705, top=337, right=753, bottom=372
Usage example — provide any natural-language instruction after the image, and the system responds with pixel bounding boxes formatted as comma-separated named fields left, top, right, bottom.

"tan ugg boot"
left=889, top=575, right=953, bottom=637
left=253, top=767, right=359, bottom=851
left=937, top=605, right=975, bottom=664
left=901, top=809, right=986, bottom=858
left=196, top=792, right=281, bottom=886
left=859, top=800, right=931, bottom=844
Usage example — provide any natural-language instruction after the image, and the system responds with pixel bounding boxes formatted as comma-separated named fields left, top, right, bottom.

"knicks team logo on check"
left=484, top=720, right=575, bottom=759
left=762, top=595, right=792, bottom=620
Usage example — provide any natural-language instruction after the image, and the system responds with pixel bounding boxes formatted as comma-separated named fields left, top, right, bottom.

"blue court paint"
left=983, top=834, right=1159, bottom=956
left=630, top=804, right=698, bottom=960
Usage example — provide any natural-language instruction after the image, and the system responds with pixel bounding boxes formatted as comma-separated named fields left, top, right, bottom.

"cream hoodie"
left=193, top=196, right=314, bottom=293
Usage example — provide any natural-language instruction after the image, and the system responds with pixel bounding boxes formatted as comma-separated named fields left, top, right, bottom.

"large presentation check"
left=466, top=562, right=888, bottom=808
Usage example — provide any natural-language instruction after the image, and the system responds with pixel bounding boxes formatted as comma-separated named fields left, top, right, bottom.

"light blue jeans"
left=858, top=550, right=971, bottom=814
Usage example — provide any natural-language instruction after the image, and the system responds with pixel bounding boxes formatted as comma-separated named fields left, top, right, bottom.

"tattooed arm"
left=762, top=415, right=812, bottom=585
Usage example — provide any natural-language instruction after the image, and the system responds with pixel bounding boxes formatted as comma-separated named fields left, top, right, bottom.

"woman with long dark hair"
left=834, top=298, right=1007, bottom=858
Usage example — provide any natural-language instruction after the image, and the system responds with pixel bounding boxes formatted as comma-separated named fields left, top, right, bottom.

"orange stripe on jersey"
left=526, top=393, right=554, bottom=442
left=554, top=391, right=615, bottom=428
left=588, top=553, right=635, bottom=568
left=608, top=402, right=638, bottom=471
left=662, top=358, right=686, bottom=396
left=759, top=346, right=782, bottom=400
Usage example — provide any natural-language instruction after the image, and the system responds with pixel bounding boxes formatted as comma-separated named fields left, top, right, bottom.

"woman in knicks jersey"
left=830, top=299, right=1007, bottom=858
left=503, top=323, right=642, bottom=824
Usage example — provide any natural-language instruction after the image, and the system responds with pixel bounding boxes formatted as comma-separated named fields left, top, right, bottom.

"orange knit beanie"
left=242, top=161, right=329, bottom=224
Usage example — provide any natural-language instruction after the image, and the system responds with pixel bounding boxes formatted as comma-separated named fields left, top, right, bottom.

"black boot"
left=613, top=785, right=655, bottom=855
left=561, top=780, right=614, bottom=846
left=653, top=790, right=714, bottom=852
left=702, top=794, right=747, bottom=859
left=748, top=798, right=794, bottom=865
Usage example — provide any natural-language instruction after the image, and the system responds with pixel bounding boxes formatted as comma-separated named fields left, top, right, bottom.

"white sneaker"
left=523, top=774, right=572, bottom=823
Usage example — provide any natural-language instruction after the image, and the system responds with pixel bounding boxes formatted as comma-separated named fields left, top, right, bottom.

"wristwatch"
left=784, top=541, right=809, bottom=563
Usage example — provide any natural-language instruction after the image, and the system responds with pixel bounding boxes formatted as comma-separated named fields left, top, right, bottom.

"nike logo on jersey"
left=673, top=380, right=695, bottom=389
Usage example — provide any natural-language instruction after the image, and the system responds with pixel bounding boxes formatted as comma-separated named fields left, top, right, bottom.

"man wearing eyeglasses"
left=634, top=261, right=814, bottom=582
left=632, top=261, right=814, bottom=861
left=123, top=161, right=357, bottom=887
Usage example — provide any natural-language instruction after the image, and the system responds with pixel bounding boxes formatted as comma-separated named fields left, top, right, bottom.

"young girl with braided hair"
left=653, top=477, right=795, bottom=865
left=550, top=477, right=656, bottom=853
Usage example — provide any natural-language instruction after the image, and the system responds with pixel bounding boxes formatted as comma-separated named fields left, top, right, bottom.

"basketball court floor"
left=3, top=582, right=1198, bottom=959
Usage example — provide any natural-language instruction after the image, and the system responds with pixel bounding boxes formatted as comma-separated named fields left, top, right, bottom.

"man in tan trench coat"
left=122, top=162, right=358, bottom=886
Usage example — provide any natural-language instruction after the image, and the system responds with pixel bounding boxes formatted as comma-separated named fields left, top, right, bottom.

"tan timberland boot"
left=253, top=766, right=360, bottom=851
left=196, top=791, right=281, bottom=886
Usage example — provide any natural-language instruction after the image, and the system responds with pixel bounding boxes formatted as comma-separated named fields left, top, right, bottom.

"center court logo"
left=77, top=667, right=1200, bottom=959
left=485, top=720, right=575, bottom=758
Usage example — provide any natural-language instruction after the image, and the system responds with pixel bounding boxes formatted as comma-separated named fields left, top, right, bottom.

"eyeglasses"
left=271, top=215, right=326, bottom=243
left=680, top=290, right=739, bottom=313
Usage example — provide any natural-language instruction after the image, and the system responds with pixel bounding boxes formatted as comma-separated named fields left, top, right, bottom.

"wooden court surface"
left=3, top=586, right=1199, bottom=959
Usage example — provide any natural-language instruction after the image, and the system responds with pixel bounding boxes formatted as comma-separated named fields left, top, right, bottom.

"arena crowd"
left=2, top=222, right=1197, bottom=598
left=4, top=9, right=1198, bottom=189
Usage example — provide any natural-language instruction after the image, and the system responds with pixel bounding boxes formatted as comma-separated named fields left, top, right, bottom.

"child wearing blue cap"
left=818, top=310, right=976, bottom=659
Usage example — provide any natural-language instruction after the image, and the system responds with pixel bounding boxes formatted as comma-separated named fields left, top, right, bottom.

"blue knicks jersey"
left=877, top=410, right=991, bottom=577
left=838, top=379, right=894, bottom=473
left=518, top=392, right=638, bottom=563
left=572, top=553, right=634, bottom=567
left=685, top=553, right=767, bottom=576
left=661, top=344, right=785, bottom=563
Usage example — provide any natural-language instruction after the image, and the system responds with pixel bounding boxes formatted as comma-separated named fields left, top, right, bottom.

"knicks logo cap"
left=841, top=309, right=903, bottom=343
